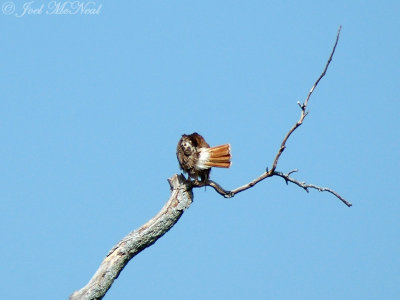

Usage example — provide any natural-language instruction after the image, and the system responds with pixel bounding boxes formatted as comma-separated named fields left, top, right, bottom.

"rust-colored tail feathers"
left=204, top=144, right=231, bottom=168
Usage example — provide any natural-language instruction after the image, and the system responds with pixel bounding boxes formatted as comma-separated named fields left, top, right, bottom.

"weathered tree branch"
left=70, top=175, right=193, bottom=300
left=71, top=26, right=350, bottom=300
left=194, top=26, right=351, bottom=207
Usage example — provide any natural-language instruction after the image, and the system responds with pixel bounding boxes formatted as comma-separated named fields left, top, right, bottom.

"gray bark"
left=70, top=174, right=192, bottom=300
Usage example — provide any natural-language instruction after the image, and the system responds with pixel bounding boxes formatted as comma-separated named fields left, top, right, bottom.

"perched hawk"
left=176, top=132, right=231, bottom=183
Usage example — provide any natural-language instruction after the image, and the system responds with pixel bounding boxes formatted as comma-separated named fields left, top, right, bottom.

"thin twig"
left=273, top=170, right=352, bottom=207
left=305, top=26, right=342, bottom=107
left=270, top=25, right=342, bottom=173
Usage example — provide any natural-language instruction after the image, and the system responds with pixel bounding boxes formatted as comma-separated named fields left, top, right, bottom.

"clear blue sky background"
left=1, top=1, right=399, bottom=299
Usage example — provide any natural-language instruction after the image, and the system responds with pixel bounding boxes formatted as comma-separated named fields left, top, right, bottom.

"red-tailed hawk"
left=176, top=132, right=231, bottom=183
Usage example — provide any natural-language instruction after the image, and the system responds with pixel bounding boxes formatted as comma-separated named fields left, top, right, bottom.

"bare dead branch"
left=206, top=180, right=234, bottom=197
left=194, top=26, right=351, bottom=207
left=70, top=175, right=193, bottom=300
left=273, top=170, right=352, bottom=207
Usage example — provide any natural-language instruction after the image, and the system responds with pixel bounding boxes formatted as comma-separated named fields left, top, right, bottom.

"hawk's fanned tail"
left=198, top=144, right=231, bottom=169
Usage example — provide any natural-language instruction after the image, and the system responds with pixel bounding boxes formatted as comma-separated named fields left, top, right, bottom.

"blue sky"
left=1, top=1, right=399, bottom=299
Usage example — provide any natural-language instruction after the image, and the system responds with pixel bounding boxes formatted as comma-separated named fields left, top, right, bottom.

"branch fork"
left=190, top=26, right=351, bottom=207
